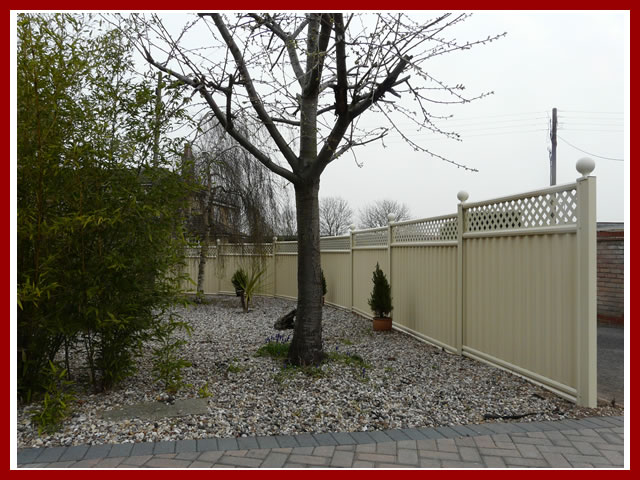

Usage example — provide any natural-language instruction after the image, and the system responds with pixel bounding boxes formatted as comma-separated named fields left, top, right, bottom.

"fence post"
left=387, top=214, right=395, bottom=305
left=575, top=158, right=597, bottom=407
left=456, top=191, right=469, bottom=355
left=215, top=239, right=221, bottom=294
left=349, top=224, right=356, bottom=312
left=272, top=236, right=278, bottom=298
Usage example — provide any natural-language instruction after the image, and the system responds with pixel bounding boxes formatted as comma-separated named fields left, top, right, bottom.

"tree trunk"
left=288, top=179, right=324, bottom=366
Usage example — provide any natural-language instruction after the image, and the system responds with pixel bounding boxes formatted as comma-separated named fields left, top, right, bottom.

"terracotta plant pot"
left=373, top=316, right=392, bottom=331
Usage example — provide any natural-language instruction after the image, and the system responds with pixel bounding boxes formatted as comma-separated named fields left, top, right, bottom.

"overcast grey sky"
left=129, top=11, right=629, bottom=224
left=153, top=11, right=628, bottom=223
left=314, top=11, right=628, bottom=223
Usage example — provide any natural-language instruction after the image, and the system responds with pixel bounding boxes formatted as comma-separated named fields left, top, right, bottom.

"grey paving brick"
left=291, top=446, right=314, bottom=455
left=449, top=425, right=480, bottom=437
left=464, top=424, right=495, bottom=436
left=459, top=446, right=481, bottom=463
left=94, top=456, right=126, bottom=468
left=572, top=441, right=601, bottom=455
left=312, top=445, right=335, bottom=457
left=175, top=452, right=200, bottom=461
left=601, top=449, right=624, bottom=466
left=353, top=460, right=375, bottom=468
left=584, top=417, right=619, bottom=428
left=573, top=418, right=608, bottom=429
left=245, top=449, right=271, bottom=460
left=312, top=432, right=338, bottom=446
left=396, top=448, right=419, bottom=465
left=435, top=426, right=461, bottom=438
left=418, top=450, right=460, bottom=461
left=478, top=447, right=522, bottom=458
left=511, top=436, right=552, bottom=446
left=288, top=454, right=329, bottom=466
left=121, top=455, right=154, bottom=466
left=17, top=448, right=43, bottom=464
left=436, top=438, right=457, bottom=452
left=108, top=443, right=133, bottom=458
left=540, top=451, right=572, bottom=468
left=130, top=442, right=155, bottom=456
left=217, top=437, right=239, bottom=450
left=176, top=439, right=197, bottom=453
left=482, top=455, right=507, bottom=468
left=69, top=458, right=102, bottom=468
left=255, top=435, right=279, bottom=449
left=295, top=433, right=319, bottom=447
left=260, top=452, right=288, bottom=468
left=564, top=453, right=613, bottom=466
left=504, top=456, right=549, bottom=468
left=216, top=455, right=263, bottom=467
left=197, top=450, right=224, bottom=463
left=383, top=429, right=411, bottom=441
left=599, top=432, right=624, bottom=445
left=274, top=435, right=299, bottom=448
left=484, top=422, right=526, bottom=434
left=375, top=442, right=396, bottom=455
left=237, top=436, right=259, bottom=450
left=331, top=432, right=357, bottom=445
left=401, top=428, right=428, bottom=441
left=197, top=438, right=219, bottom=452
left=441, top=460, right=486, bottom=468
left=330, top=450, right=354, bottom=467
left=558, top=419, right=587, bottom=431
left=454, top=436, right=477, bottom=447
left=515, top=422, right=545, bottom=432
left=397, top=439, right=417, bottom=449
left=515, top=443, right=543, bottom=458
left=350, top=431, right=375, bottom=444
left=419, top=458, right=442, bottom=468
left=145, top=458, right=192, bottom=468
left=367, top=430, right=393, bottom=443
left=418, top=427, right=445, bottom=439
left=356, top=452, right=396, bottom=463
left=35, top=446, right=67, bottom=463
left=45, top=460, right=77, bottom=468
left=153, top=441, right=176, bottom=455
left=59, top=445, right=89, bottom=462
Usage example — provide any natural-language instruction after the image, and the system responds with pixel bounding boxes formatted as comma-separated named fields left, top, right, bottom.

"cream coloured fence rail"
left=182, top=159, right=597, bottom=407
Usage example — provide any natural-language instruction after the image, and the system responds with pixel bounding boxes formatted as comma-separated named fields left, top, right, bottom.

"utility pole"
left=550, top=107, right=557, bottom=185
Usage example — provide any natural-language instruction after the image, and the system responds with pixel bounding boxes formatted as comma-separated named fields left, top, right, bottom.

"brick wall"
left=597, top=229, right=624, bottom=325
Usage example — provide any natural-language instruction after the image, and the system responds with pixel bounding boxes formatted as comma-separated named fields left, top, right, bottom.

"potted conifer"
left=368, top=262, right=393, bottom=331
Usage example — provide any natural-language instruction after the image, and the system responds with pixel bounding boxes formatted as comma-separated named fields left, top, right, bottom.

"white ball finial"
left=349, top=224, right=356, bottom=232
left=576, top=157, right=596, bottom=179
left=387, top=213, right=396, bottom=224
left=457, top=190, right=469, bottom=203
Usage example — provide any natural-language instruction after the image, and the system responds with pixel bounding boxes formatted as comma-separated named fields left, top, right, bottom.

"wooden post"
left=456, top=191, right=469, bottom=355
left=575, top=158, right=597, bottom=407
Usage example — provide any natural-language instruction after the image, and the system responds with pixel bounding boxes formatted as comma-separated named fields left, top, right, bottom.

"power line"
left=557, top=136, right=624, bottom=162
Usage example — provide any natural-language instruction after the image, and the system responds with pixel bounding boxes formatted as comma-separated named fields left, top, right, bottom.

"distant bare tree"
left=319, top=196, right=353, bottom=236
left=359, top=199, right=411, bottom=228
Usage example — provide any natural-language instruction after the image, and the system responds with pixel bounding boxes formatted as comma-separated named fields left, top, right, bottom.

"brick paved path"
left=17, top=416, right=625, bottom=469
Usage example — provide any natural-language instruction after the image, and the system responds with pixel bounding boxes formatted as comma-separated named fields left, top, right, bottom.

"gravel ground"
left=17, top=295, right=623, bottom=448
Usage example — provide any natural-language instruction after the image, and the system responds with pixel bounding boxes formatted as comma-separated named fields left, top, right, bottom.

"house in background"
left=597, top=222, right=624, bottom=326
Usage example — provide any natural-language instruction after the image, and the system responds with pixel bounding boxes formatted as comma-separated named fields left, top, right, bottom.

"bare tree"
left=359, top=199, right=411, bottom=228
left=319, top=196, right=353, bottom=236
left=130, top=12, right=503, bottom=365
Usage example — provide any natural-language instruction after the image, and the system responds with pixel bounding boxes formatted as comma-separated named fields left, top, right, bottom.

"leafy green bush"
left=17, top=14, right=194, bottom=400
left=151, top=313, right=193, bottom=394
left=30, top=361, right=76, bottom=435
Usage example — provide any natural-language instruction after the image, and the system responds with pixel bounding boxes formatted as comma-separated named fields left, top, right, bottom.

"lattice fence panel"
left=320, top=236, right=351, bottom=251
left=277, top=242, right=298, bottom=254
left=185, top=246, right=217, bottom=258
left=393, top=215, right=458, bottom=243
left=220, top=243, right=273, bottom=255
left=465, top=188, right=578, bottom=233
left=353, top=228, right=388, bottom=247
